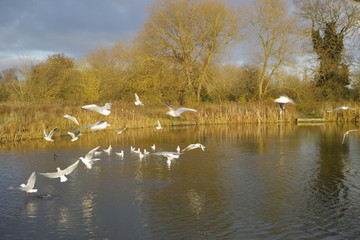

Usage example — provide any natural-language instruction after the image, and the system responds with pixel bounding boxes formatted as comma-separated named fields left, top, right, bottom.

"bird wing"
left=175, top=108, right=197, bottom=115
left=135, top=93, right=140, bottom=102
left=26, top=172, right=37, bottom=189
left=182, top=144, right=195, bottom=152
left=114, top=125, right=128, bottom=134
left=151, top=151, right=179, bottom=156
left=63, top=160, right=79, bottom=175
left=64, top=114, right=79, bottom=125
left=82, top=104, right=100, bottom=111
left=157, top=120, right=162, bottom=128
left=39, top=171, right=62, bottom=178
left=163, top=101, right=174, bottom=110
left=43, top=128, right=48, bottom=137
left=85, top=146, right=101, bottom=159
left=48, top=127, right=58, bottom=138
left=67, top=132, right=75, bottom=138
left=75, top=124, right=92, bottom=132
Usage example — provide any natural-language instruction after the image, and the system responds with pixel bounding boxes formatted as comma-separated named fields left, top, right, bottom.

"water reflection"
left=2, top=123, right=360, bottom=239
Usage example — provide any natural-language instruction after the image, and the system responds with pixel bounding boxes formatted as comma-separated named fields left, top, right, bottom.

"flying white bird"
left=79, top=146, right=101, bottom=169
left=76, top=121, right=111, bottom=131
left=39, top=160, right=79, bottom=182
left=156, top=120, right=163, bottom=130
left=103, top=145, right=112, bottom=155
left=67, top=131, right=82, bottom=142
left=151, top=144, right=156, bottom=151
left=114, top=125, right=128, bottom=134
left=151, top=151, right=182, bottom=168
left=19, top=172, right=38, bottom=194
left=63, top=114, right=79, bottom=125
left=341, top=129, right=358, bottom=144
left=134, top=93, right=144, bottom=106
left=327, top=106, right=356, bottom=112
left=82, top=103, right=112, bottom=116
left=182, top=143, right=205, bottom=152
left=44, top=127, right=58, bottom=142
left=274, top=93, right=295, bottom=115
left=164, top=101, right=197, bottom=118
left=177, top=146, right=181, bottom=153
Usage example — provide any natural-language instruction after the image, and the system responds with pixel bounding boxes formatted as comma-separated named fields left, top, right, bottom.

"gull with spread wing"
left=19, top=172, right=38, bottom=194
left=67, top=131, right=82, bottom=142
left=274, top=93, right=295, bottom=115
left=82, top=103, right=112, bottom=116
left=44, top=127, right=58, bottom=142
left=164, top=101, right=197, bottom=118
left=156, top=120, right=163, bottom=130
left=79, top=146, right=101, bottom=169
left=114, top=125, right=128, bottom=134
left=39, top=160, right=79, bottom=182
left=327, top=106, right=356, bottom=112
left=341, top=129, right=358, bottom=144
left=134, top=93, right=144, bottom=106
left=182, top=143, right=205, bottom=152
left=76, top=121, right=111, bottom=132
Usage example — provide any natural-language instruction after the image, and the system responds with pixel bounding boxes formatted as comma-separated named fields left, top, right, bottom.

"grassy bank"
left=0, top=100, right=358, bottom=142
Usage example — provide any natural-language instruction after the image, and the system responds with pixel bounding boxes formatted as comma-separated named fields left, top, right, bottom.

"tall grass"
left=0, top=100, right=358, bottom=142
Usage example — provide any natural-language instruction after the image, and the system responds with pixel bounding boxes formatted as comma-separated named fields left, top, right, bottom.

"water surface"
left=1, top=124, right=360, bottom=239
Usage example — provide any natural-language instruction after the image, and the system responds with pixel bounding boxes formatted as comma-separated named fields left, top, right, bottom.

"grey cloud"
left=0, top=0, right=153, bottom=70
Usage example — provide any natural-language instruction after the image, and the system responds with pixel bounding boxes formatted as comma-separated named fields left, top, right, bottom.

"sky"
left=0, top=0, right=154, bottom=71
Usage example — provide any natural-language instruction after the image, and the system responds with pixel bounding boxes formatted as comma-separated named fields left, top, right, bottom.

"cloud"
left=0, top=0, right=153, bottom=70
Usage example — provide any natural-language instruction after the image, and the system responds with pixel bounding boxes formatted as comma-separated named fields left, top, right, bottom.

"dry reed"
left=0, top=100, right=358, bottom=143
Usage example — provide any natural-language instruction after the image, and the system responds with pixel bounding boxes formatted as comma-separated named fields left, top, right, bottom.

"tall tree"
left=247, top=0, right=300, bottom=100
left=294, top=0, right=360, bottom=100
left=137, top=0, right=244, bottom=103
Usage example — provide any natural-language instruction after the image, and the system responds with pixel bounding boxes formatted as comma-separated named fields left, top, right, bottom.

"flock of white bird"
left=18, top=93, right=205, bottom=194
left=18, top=93, right=358, bottom=194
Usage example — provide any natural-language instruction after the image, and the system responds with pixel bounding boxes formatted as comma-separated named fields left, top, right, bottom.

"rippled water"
left=1, top=123, right=360, bottom=239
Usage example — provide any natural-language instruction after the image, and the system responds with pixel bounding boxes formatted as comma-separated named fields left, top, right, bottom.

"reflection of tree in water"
left=307, top=128, right=350, bottom=224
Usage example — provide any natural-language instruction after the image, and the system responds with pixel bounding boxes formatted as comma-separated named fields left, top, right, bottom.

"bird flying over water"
left=151, top=151, right=182, bottom=167
left=39, top=160, right=79, bottom=182
left=341, top=129, right=358, bottom=144
left=114, top=125, right=128, bottom=134
left=134, top=93, right=144, bottom=106
left=274, top=93, right=295, bottom=115
left=156, top=120, right=163, bottom=130
left=67, top=131, right=82, bottom=142
left=76, top=121, right=111, bottom=132
left=82, top=103, right=112, bottom=116
left=182, top=143, right=205, bottom=152
left=79, top=146, right=101, bottom=169
left=44, top=127, right=58, bottom=142
left=19, top=172, right=38, bottom=194
left=164, top=101, right=197, bottom=118
left=327, top=106, right=356, bottom=112
left=63, top=114, right=80, bottom=125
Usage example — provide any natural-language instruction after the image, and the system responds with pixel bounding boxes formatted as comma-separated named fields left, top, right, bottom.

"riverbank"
left=0, top=100, right=358, bottom=142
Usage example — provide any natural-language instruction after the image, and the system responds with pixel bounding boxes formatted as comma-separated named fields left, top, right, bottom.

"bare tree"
left=247, top=0, right=300, bottom=99
left=137, top=0, right=244, bottom=103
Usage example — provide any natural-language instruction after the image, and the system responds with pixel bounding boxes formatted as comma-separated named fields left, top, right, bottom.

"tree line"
left=1, top=0, right=359, bottom=105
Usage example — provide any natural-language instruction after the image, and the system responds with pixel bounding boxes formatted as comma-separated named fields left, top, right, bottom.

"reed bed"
left=0, top=100, right=358, bottom=143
